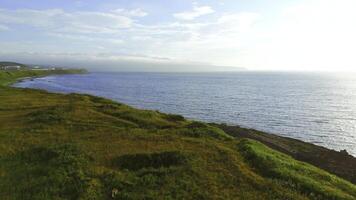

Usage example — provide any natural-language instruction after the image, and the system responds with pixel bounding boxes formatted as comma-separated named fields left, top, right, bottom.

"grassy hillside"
left=0, top=71, right=355, bottom=199
left=217, top=124, right=356, bottom=184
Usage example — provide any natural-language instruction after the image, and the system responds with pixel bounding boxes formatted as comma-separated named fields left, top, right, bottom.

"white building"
left=3, top=66, right=21, bottom=70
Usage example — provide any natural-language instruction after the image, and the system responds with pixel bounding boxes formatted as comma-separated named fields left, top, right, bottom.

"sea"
left=14, top=71, right=356, bottom=156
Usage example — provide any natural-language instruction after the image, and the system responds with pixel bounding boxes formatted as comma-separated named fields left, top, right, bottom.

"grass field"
left=0, top=70, right=355, bottom=199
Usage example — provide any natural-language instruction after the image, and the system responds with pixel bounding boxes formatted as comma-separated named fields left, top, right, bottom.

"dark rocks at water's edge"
left=213, top=123, right=356, bottom=184
left=340, top=149, right=352, bottom=156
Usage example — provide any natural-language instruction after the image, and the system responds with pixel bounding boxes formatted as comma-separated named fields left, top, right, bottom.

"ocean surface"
left=14, top=72, right=356, bottom=156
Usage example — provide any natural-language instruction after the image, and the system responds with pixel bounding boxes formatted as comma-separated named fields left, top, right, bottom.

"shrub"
left=27, top=106, right=67, bottom=124
left=9, top=144, right=93, bottom=199
left=179, top=122, right=233, bottom=140
left=164, top=113, right=185, bottom=122
left=114, top=151, right=187, bottom=171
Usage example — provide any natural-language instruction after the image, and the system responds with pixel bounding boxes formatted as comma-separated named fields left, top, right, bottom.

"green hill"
left=0, top=61, right=28, bottom=70
left=0, top=70, right=355, bottom=199
left=0, top=68, right=86, bottom=86
left=0, top=61, right=27, bottom=67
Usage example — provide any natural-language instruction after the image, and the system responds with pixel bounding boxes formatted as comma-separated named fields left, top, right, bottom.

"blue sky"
left=0, top=0, right=355, bottom=71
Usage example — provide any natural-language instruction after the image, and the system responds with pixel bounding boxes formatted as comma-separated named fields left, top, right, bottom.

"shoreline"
left=1, top=69, right=355, bottom=198
left=15, top=73, right=356, bottom=155
left=214, top=123, right=356, bottom=184
left=212, top=121, right=356, bottom=184
left=7, top=70, right=356, bottom=184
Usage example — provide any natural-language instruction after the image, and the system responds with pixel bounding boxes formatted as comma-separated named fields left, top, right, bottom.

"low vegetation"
left=0, top=70, right=355, bottom=199
left=238, top=139, right=356, bottom=199
left=217, top=124, right=356, bottom=184
left=0, top=69, right=86, bottom=86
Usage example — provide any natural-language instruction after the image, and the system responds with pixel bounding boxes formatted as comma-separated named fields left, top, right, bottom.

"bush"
left=114, top=151, right=187, bottom=171
left=179, top=122, right=233, bottom=140
left=27, top=106, right=67, bottom=124
left=164, top=113, right=185, bottom=122
left=9, top=144, right=93, bottom=199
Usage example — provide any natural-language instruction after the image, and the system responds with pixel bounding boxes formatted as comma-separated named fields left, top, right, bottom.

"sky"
left=0, top=0, right=356, bottom=72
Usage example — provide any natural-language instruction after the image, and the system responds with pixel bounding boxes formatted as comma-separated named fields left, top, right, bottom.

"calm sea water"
left=15, top=72, right=356, bottom=156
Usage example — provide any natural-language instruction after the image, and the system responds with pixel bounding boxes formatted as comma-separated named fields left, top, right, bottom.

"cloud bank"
left=0, top=0, right=356, bottom=71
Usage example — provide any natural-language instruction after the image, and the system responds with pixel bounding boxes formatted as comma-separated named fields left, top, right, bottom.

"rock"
left=340, top=149, right=350, bottom=156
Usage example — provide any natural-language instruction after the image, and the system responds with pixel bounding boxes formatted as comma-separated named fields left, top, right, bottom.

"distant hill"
left=0, top=61, right=27, bottom=67
left=0, top=61, right=28, bottom=70
left=0, top=61, right=60, bottom=70
left=0, top=61, right=86, bottom=71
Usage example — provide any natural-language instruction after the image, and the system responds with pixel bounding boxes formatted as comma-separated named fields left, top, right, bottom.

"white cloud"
left=218, top=12, right=260, bottom=33
left=0, top=9, right=64, bottom=27
left=113, top=8, right=148, bottom=17
left=0, top=8, right=146, bottom=34
left=0, top=24, right=10, bottom=31
left=0, top=6, right=260, bottom=68
left=2, top=1, right=356, bottom=71
left=173, top=6, right=215, bottom=20
left=47, top=33, right=124, bottom=45
left=150, top=12, right=260, bottom=64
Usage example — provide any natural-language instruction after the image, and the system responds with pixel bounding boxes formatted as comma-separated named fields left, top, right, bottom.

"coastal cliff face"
left=0, top=70, right=355, bottom=199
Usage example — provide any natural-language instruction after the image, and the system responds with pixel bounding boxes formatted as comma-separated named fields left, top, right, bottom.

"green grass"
left=238, top=139, right=356, bottom=200
left=0, top=70, right=355, bottom=199
left=0, top=69, right=86, bottom=86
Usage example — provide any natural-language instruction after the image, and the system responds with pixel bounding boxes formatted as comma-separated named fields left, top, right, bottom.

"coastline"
left=15, top=71, right=356, bottom=158
left=0, top=68, right=87, bottom=87
left=214, top=123, right=356, bottom=184
left=1, top=69, right=355, bottom=199
left=11, top=71, right=356, bottom=184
